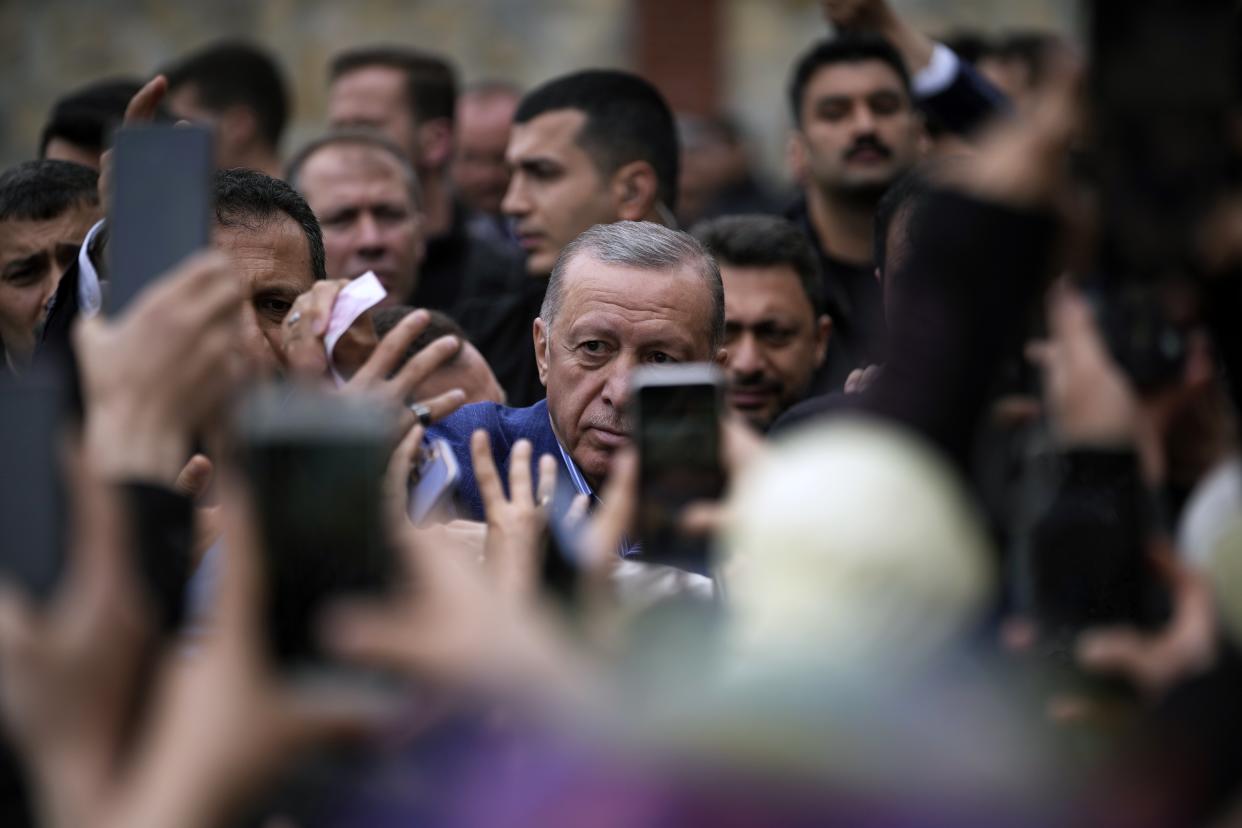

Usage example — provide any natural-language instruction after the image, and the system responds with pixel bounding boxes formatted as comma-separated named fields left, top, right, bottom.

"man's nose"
left=851, top=103, right=880, bottom=138
left=236, top=303, right=274, bottom=372
left=728, top=333, right=767, bottom=376
left=501, top=174, right=529, bottom=218
left=600, top=360, right=633, bottom=412
left=355, top=213, right=385, bottom=251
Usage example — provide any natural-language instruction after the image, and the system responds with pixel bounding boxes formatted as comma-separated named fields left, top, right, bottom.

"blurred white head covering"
left=722, top=418, right=994, bottom=677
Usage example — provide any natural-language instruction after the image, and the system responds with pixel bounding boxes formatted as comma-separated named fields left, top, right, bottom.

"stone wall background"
left=0, top=0, right=1076, bottom=180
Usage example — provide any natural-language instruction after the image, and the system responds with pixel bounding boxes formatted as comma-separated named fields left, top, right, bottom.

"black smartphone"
left=236, top=385, right=397, bottom=671
left=0, top=366, right=67, bottom=602
left=108, top=123, right=214, bottom=314
left=631, top=364, right=726, bottom=573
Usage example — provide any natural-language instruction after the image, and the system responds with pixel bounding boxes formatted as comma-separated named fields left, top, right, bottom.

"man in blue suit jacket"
left=426, top=220, right=727, bottom=522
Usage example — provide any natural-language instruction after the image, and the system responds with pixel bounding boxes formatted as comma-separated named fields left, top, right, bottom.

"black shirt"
left=455, top=275, right=549, bottom=408
left=412, top=198, right=525, bottom=315
left=785, top=196, right=887, bottom=393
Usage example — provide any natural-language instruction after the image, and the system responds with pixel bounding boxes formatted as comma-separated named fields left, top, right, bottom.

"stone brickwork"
left=1, top=0, right=1073, bottom=179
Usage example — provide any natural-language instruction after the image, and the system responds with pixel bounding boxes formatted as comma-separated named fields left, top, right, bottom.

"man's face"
left=0, top=203, right=99, bottom=362
left=166, top=83, right=243, bottom=170
left=411, top=340, right=506, bottom=406
left=798, top=60, right=920, bottom=198
left=453, top=92, right=518, bottom=216
left=534, top=254, right=717, bottom=487
left=215, top=216, right=315, bottom=377
left=503, top=109, right=621, bottom=277
left=298, top=144, right=423, bottom=306
left=721, top=264, right=829, bottom=430
left=328, top=67, right=419, bottom=164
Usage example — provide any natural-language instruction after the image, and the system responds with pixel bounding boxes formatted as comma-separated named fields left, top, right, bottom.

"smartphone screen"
left=0, top=367, right=66, bottom=602
left=408, top=438, right=460, bottom=525
left=633, top=365, right=725, bottom=572
left=108, top=124, right=213, bottom=314
left=237, top=385, right=396, bottom=669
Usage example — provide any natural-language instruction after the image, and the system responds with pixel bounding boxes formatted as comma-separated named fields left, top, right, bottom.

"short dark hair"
left=329, top=47, right=457, bottom=124
left=285, top=129, right=422, bottom=208
left=213, top=169, right=325, bottom=281
left=691, top=214, right=825, bottom=316
left=38, top=78, right=144, bottom=157
left=515, top=70, right=679, bottom=213
left=372, top=305, right=467, bottom=369
left=163, top=40, right=290, bottom=149
left=788, top=35, right=911, bottom=126
left=0, top=160, right=99, bottom=223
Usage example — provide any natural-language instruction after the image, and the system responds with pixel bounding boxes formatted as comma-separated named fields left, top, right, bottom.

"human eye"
left=762, top=327, right=796, bottom=346
left=3, top=266, right=41, bottom=288
left=816, top=99, right=850, bottom=122
left=321, top=211, right=354, bottom=229
left=870, top=92, right=903, bottom=115
left=646, top=351, right=676, bottom=365
left=374, top=204, right=409, bottom=224
left=524, top=161, right=561, bottom=181
left=256, top=294, right=294, bottom=321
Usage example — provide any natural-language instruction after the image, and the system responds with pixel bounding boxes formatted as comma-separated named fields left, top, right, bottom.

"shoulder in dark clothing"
left=413, top=199, right=526, bottom=315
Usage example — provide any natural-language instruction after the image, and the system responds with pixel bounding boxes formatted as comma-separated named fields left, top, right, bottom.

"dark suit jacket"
left=426, top=398, right=569, bottom=522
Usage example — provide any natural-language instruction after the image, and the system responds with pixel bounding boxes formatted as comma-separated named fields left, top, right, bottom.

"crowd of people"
left=3, top=0, right=1242, bottom=824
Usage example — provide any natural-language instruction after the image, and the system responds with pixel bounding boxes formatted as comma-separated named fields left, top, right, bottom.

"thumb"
left=173, top=454, right=214, bottom=501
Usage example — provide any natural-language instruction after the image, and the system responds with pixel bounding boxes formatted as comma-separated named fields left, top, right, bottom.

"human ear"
left=814, top=315, right=832, bottom=367
left=533, top=317, right=550, bottom=386
left=610, top=160, right=659, bottom=221
left=417, top=117, right=454, bottom=169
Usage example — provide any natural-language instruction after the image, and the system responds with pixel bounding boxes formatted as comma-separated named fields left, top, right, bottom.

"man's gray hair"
left=541, top=221, right=725, bottom=352
left=285, top=128, right=422, bottom=209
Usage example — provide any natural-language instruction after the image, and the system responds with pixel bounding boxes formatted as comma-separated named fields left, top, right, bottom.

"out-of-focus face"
left=797, top=59, right=920, bottom=198
left=503, top=109, right=621, bottom=277
left=166, top=83, right=245, bottom=170
left=534, top=253, right=718, bottom=488
left=411, top=340, right=506, bottom=405
left=721, top=264, right=829, bottom=430
left=215, top=215, right=316, bottom=377
left=42, top=139, right=101, bottom=170
left=328, top=66, right=419, bottom=165
left=0, top=203, right=100, bottom=364
left=453, top=91, right=519, bottom=216
left=298, top=143, right=423, bottom=307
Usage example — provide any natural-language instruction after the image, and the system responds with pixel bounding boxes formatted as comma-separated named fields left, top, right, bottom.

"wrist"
left=87, top=405, right=188, bottom=485
left=33, top=750, right=113, bottom=828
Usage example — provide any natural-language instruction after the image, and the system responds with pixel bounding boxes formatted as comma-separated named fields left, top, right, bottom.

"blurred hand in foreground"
left=75, top=249, right=243, bottom=485
left=0, top=453, right=151, bottom=828
left=1076, top=548, right=1218, bottom=700
left=1027, top=283, right=1139, bottom=449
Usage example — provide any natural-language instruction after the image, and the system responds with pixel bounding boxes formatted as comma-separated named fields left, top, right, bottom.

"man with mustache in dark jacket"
left=786, top=35, right=923, bottom=391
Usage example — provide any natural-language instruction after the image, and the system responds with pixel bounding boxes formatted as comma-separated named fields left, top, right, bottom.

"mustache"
left=731, top=371, right=781, bottom=393
left=583, top=412, right=630, bottom=434
left=843, top=134, right=893, bottom=161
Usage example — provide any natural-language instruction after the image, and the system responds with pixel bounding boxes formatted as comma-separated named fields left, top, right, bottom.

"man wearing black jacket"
left=789, top=0, right=1009, bottom=392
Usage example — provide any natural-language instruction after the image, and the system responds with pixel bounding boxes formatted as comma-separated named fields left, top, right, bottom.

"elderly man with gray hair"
left=426, top=220, right=726, bottom=522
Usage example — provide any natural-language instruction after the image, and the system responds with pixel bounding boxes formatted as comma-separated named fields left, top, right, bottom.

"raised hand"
left=470, top=431, right=558, bottom=599
left=75, top=250, right=243, bottom=485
